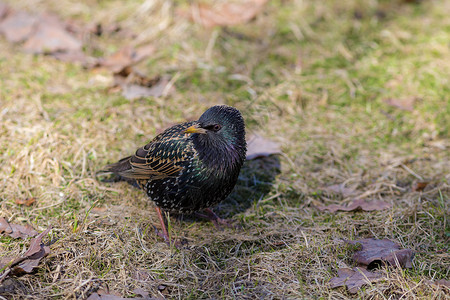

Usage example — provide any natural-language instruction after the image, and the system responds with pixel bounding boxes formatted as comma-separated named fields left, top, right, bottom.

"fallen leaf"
left=22, top=14, right=82, bottom=54
left=347, top=238, right=414, bottom=269
left=0, top=217, right=38, bottom=239
left=180, top=0, right=268, bottom=28
left=383, top=97, right=417, bottom=111
left=0, top=11, right=38, bottom=43
left=112, top=69, right=160, bottom=87
left=88, top=37, right=157, bottom=99
left=0, top=9, right=85, bottom=63
left=246, top=134, right=281, bottom=160
left=6, top=224, right=38, bottom=239
left=0, top=217, right=11, bottom=233
left=51, top=50, right=94, bottom=64
left=97, top=44, right=155, bottom=73
left=0, top=2, right=9, bottom=21
left=434, top=279, right=450, bottom=288
left=317, top=199, right=391, bottom=213
left=412, top=181, right=429, bottom=192
left=330, top=267, right=383, bottom=294
left=0, top=256, right=13, bottom=271
left=121, top=77, right=172, bottom=100
left=11, top=245, right=50, bottom=275
left=87, top=288, right=153, bottom=299
left=23, top=227, right=51, bottom=257
left=0, top=227, right=51, bottom=282
left=14, top=198, right=36, bottom=206
left=132, top=288, right=150, bottom=298
left=323, top=184, right=356, bottom=198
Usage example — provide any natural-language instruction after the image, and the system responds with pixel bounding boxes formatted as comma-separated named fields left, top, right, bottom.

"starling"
left=100, top=105, right=246, bottom=243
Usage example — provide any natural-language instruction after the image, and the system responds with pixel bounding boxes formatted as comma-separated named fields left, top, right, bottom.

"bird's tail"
left=98, top=156, right=132, bottom=175
left=96, top=156, right=139, bottom=187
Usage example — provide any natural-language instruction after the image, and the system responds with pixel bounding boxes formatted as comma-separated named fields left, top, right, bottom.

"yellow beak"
left=184, top=125, right=207, bottom=134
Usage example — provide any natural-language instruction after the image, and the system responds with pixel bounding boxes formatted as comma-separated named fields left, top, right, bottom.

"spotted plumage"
left=101, top=105, right=246, bottom=215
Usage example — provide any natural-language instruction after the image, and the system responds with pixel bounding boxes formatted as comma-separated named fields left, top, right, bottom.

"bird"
left=99, top=105, right=246, bottom=244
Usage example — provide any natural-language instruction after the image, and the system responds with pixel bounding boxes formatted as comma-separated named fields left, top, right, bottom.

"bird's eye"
left=212, top=124, right=222, bottom=132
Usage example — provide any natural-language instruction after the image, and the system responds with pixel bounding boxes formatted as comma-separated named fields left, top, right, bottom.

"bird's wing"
left=107, top=122, right=195, bottom=180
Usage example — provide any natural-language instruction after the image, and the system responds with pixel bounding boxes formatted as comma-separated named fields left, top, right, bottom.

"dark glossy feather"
left=102, top=122, right=194, bottom=181
left=100, top=105, right=246, bottom=213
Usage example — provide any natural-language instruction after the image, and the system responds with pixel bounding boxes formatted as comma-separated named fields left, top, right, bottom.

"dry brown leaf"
left=246, top=134, right=281, bottom=160
left=121, top=76, right=172, bottom=100
left=11, top=245, right=50, bottom=275
left=317, top=199, right=391, bottom=213
left=0, top=257, right=12, bottom=270
left=22, top=14, right=81, bottom=54
left=51, top=50, right=94, bottom=64
left=0, top=11, right=38, bottom=42
left=330, top=267, right=383, bottom=294
left=0, top=227, right=51, bottom=282
left=0, top=2, right=10, bottom=21
left=180, top=0, right=268, bottom=28
left=347, top=238, right=414, bottom=269
left=0, top=9, right=85, bottom=63
left=97, top=44, right=155, bottom=73
left=0, top=7, right=126, bottom=64
left=132, top=288, right=151, bottom=299
left=7, top=224, right=38, bottom=239
left=0, top=217, right=11, bottom=233
left=434, top=279, right=450, bottom=288
left=23, top=227, right=51, bottom=257
left=412, top=181, right=429, bottom=192
left=112, top=69, right=160, bottom=87
left=0, top=217, right=38, bottom=239
left=323, top=184, right=357, bottom=198
left=383, top=97, right=417, bottom=111
left=97, top=45, right=157, bottom=98
left=87, top=287, right=153, bottom=299
left=14, top=197, right=36, bottom=206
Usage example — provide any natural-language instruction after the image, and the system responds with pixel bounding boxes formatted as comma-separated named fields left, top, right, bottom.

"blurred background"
left=0, top=0, right=449, bottom=298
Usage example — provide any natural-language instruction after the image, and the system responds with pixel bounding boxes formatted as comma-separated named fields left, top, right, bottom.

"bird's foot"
left=153, top=207, right=187, bottom=249
left=152, top=225, right=185, bottom=249
left=195, top=208, right=235, bottom=230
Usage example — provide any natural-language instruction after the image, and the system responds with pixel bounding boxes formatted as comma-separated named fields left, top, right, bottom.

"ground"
left=0, top=0, right=449, bottom=299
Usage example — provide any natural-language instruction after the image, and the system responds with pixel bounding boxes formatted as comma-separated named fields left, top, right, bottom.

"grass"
left=0, top=0, right=449, bottom=298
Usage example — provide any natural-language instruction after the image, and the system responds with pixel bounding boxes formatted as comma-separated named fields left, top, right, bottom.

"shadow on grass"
left=99, top=155, right=281, bottom=228
left=219, top=155, right=281, bottom=216
left=179, top=155, right=281, bottom=226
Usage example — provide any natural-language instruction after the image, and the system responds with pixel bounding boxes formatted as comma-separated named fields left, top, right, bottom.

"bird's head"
left=184, top=105, right=246, bottom=167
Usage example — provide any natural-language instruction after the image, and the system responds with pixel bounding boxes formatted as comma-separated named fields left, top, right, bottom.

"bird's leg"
left=195, top=208, right=234, bottom=230
left=154, top=207, right=186, bottom=249
left=152, top=208, right=185, bottom=249
left=154, top=207, right=170, bottom=242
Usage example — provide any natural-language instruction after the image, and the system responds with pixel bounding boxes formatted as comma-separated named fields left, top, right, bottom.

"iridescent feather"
left=101, top=105, right=246, bottom=214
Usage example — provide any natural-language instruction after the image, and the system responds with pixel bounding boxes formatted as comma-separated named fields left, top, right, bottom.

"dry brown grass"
left=1, top=0, right=449, bottom=299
